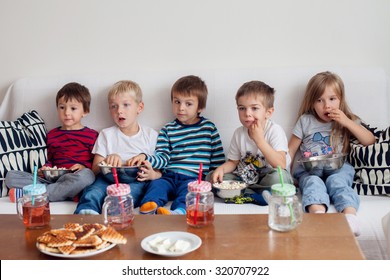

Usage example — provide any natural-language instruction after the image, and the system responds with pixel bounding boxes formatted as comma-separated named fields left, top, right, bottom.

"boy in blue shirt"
left=129, top=75, right=225, bottom=214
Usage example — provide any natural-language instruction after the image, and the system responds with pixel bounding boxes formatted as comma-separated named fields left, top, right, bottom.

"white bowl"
left=213, top=180, right=247, bottom=199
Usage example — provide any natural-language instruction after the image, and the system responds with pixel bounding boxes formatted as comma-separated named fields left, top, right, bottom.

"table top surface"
left=0, top=213, right=364, bottom=260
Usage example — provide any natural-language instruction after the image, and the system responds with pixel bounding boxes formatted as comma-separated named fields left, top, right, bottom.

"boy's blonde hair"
left=56, top=82, right=91, bottom=113
left=171, top=75, right=208, bottom=110
left=298, top=71, right=359, bottom=153
left=108, top=80, right=143, bottom=103
left=235, top=81, right=275, bottom=109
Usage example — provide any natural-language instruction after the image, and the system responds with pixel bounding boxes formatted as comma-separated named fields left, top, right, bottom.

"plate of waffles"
left=36, top=222, right=127, bottom=258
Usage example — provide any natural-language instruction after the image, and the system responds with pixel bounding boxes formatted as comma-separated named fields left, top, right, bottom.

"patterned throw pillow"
left=348, top=126, right=390, bottom=195
left=0, top=110, right=47, bottom=197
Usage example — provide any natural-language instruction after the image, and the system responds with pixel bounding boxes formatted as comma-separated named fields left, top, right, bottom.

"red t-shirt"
left=45, top=127, right=99, bottom=169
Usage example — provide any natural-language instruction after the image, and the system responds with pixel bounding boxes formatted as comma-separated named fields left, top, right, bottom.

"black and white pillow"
left=348, top=126, right=390, bottom=195
left=0, top=110, right=47, bottom=197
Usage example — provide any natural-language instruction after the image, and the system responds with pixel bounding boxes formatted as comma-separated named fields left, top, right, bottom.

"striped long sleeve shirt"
left=146, top=117, right=225, bottom=178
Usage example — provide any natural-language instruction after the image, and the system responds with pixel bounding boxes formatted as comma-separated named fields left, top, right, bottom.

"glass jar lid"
left=271, top=183, right=296, bottom=196
left=23, top=184, right=47, bottom=196
left=188, top=180, right=212, bottom=192
left=107, top=184, right=131, bottom=196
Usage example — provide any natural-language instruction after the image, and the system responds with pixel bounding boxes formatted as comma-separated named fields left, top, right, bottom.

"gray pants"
left=5, top=169, right=95, bottom=202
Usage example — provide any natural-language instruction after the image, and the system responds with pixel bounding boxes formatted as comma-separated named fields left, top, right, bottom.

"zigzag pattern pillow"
left=348, top=126, right=390, bottom=195
left=0, top=110, right=47, bottom=197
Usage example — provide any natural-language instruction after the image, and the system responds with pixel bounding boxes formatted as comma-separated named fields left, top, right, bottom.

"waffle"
left=101, top=227, right=127, bottom=244
left=73, top=235, right=102, bottom=247
left=36, top=223, right=126, bottom=256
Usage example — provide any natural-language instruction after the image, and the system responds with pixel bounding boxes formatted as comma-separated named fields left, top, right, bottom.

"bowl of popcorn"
left=212, top=180, right=247, bottom=199
left=42, top=167, right=71, bottom=182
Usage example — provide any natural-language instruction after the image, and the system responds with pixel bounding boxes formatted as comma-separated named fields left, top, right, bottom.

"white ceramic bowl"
left=212, top=180, right=247, bottom=199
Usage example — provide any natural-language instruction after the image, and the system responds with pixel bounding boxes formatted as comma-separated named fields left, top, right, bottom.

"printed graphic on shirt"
left=302, top=132, right=333, bottom=158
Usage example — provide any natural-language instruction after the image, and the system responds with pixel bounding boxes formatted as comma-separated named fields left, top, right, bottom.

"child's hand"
left=126, top=154, right=146, bottom=166
left=37, top=167, right=45, bottom=178
left=104, top=154, right=122, bottom=167
left=211, top=167, right=225, bottom=183
left=328, top=108, right=349, bottom=126
left=69, top=164, right=85, bottom=172
left=248, top=118, right=265, bottom=143
left=137, top=161, right=161, bottom=181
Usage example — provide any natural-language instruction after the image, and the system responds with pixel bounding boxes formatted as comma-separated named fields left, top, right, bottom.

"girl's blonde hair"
left=298, top=71, right=359, bottom=153
left=108, top=80, right=143, bottom=104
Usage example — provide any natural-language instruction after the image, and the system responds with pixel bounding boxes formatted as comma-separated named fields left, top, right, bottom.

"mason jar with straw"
left=16, top=166, right=51, bottom=229
left=186, top=163, right=214, bottom=227
left=268, top=166, right=303, bottom=231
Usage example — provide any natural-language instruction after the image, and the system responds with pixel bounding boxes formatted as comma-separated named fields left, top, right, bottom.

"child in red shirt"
left=6, top=82, right=98, bottom=202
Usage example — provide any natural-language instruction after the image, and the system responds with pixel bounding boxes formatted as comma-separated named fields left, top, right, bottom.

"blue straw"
left=32, top=166, right=37, bottom=205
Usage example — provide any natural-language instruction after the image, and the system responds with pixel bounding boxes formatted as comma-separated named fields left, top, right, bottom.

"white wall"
left=1, top=0, right=389, bottom=101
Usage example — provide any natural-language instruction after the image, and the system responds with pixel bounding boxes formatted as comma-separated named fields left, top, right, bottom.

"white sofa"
left=0, top=67, right=389, bottom=260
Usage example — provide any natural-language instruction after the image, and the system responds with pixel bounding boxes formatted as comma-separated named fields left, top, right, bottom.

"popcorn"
left=213, top=181, right=246, bottom=190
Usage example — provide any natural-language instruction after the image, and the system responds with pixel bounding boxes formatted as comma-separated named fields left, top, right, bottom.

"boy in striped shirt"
left=129, top=75, right=225, bottom=215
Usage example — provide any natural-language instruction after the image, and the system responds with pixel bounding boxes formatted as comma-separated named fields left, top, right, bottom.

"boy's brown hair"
left=171, top=75, right=208, bottom=110
left=56, top=82, right=91, bottom=113
left=108, top=80, right=143, bottom=104
left=235, top=80, right=275, bottom=109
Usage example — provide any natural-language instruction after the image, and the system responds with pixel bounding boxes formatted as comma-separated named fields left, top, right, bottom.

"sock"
left=345, top=213, right=361, bottom=237
left=261, top=190, right=272, bottom=205
left=157, top=207, right=186, bottom=215
left=140, top=202, right=158, bottom=214
left=78, top=209, right=100, bottom=215
left=9, top=188, right=23, bottom=203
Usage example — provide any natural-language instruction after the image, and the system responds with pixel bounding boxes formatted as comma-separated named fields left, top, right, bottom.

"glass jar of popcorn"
left=186, top=180, right=214, bottom=227
left=102, top=183, right=134, bottom=230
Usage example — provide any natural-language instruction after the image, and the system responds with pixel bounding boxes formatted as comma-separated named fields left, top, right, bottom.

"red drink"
left=186, top=204, right=214, bottom=227
left=106, top=215, right=134, bottom=230
left=22, top=201, right=50, bottom=229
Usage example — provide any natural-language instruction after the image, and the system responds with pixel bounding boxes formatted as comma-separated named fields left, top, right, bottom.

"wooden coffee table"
left=0, top=213, right=364, bottom=260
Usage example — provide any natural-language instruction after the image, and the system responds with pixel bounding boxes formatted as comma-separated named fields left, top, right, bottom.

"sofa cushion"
left=0, top=110, right=47, bottom=197
left=348, top=126, right=390, bottom=195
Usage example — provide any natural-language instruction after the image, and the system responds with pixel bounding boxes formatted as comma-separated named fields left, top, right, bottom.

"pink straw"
left=198, top=163, right=203, bottom=183
left=112, top=167, right=124, bottom=214
left=194, top=163, right=203, bottom=225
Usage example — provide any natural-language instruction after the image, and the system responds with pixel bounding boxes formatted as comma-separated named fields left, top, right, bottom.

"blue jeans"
left=141, top=171, right=196, bottom=210
left=74, top=173, right=147, bottom=214
left=294, top=162, right=360, bottom=213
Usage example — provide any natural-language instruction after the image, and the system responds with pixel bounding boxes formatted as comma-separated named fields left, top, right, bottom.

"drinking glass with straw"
left=277, top=166, right=295, bottom=223
left=193, top=163, right=203, bottom=225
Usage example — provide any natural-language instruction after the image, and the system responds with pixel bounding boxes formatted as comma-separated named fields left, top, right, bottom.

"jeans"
left=141, top=171, right=196, bottom=210
left=74, top=173, right=147, bottom=214
left=293, top=162, right=359, bottom=212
